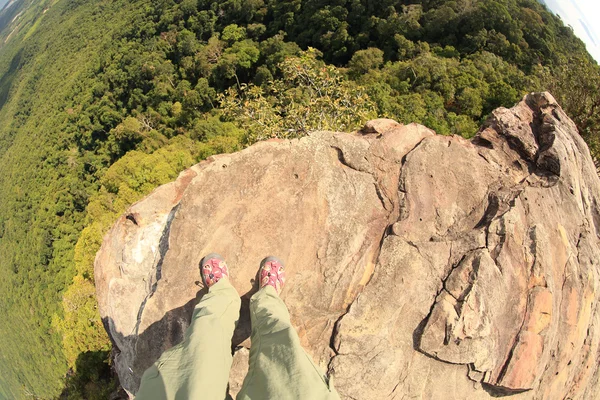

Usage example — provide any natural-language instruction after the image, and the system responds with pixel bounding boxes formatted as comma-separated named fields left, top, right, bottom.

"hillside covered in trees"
left=0, top=0, right=597, bottom=397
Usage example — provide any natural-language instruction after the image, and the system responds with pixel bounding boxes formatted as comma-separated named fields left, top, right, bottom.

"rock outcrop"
left=95, top=93, right=600, bottom=399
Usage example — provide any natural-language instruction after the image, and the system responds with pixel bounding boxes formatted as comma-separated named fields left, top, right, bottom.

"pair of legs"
left=135, top=255, right=340, bottom=400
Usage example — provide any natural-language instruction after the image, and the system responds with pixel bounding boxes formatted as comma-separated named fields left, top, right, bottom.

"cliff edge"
left=95, top=92, right=600, bottom=399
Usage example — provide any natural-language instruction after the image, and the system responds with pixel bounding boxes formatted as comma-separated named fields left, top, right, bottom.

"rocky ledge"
left=95, top=93, right=600, bottom=399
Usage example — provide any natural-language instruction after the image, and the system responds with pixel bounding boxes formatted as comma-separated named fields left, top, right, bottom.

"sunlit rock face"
left=95, top=93, right=600, bottom=399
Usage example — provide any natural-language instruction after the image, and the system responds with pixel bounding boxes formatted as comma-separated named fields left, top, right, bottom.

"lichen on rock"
left=95, top=93, right=600, bottom=399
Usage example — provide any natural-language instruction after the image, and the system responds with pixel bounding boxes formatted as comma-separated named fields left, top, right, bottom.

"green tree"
left=348, top=48, right=384, bottom=77
left=219, top=48, right=377, bottom=141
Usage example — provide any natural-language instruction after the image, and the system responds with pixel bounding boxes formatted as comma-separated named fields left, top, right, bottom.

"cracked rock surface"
left=95, top=93, right=600, bottom=399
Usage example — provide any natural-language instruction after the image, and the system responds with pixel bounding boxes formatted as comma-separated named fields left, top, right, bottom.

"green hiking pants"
left=135, top=279, right=340, bottom=400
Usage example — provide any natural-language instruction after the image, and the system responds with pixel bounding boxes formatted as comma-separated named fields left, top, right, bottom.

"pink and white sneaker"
left=200, top=253, right=229, bottom=288
left=259, top=256, right=285, bottom=295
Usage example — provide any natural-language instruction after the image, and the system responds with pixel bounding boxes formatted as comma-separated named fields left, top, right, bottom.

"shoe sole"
left=260, top=256, right=284, bottom=269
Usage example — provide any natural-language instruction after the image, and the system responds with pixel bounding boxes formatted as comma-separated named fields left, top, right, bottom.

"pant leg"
left=136, top=279, right=241, bottom=400
left=236, top=286, right=340, bottom=400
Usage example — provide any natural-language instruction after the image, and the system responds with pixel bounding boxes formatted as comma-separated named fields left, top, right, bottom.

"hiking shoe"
left=259, top=256, right=285, bottom=294
left=200, top=253, right=229, bottom=288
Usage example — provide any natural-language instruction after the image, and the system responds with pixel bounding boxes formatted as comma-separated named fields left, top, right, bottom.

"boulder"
left=95, top=93, right=600, bottom=399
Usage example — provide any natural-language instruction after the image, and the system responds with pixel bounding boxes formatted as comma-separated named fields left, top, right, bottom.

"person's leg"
left=236, top=258, right=340, bottom=400
left=136, top=255, right=240, bottom=400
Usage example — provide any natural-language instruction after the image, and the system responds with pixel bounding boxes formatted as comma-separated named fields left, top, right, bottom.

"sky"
left=542, top=0, right=600, bottom=62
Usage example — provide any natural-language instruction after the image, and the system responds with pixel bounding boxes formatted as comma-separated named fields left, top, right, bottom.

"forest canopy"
left=0, top=0, right=597, bottom=398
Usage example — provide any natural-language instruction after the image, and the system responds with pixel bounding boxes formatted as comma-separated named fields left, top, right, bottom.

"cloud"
left=579, top=19, right=597, bottom=47
left=543, top=0, right=600, bottom=62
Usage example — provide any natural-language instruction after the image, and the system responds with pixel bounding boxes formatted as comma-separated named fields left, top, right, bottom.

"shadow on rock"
left=104, top=285, right=255, bottom=395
